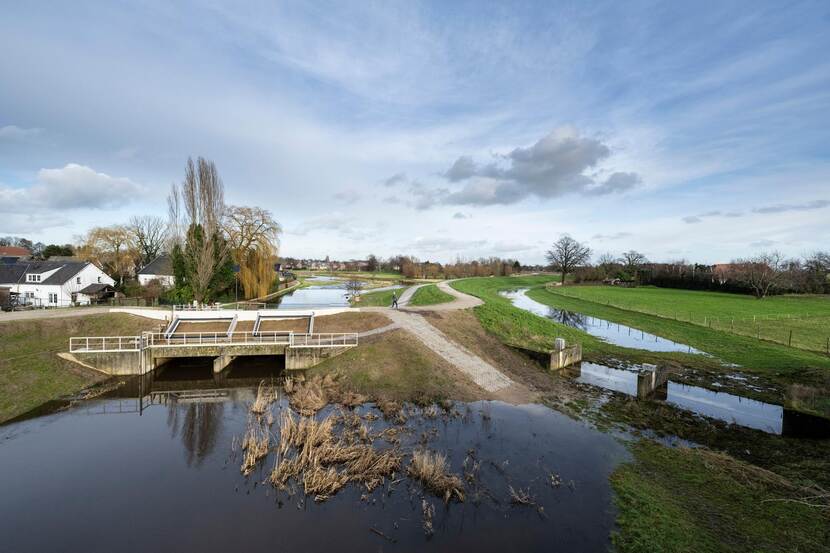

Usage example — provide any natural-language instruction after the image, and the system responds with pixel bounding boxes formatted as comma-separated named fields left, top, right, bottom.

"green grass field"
left=352, top=286, right=409, bottom=307
left=550, top=286, right=830, bottom=353
left=409, top=284, right=454, bottom=306
left=453, top=276, right=830, bottom=392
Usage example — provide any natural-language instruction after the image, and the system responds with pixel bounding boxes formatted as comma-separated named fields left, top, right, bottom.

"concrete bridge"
left=69, top=330, right=358, bottom=376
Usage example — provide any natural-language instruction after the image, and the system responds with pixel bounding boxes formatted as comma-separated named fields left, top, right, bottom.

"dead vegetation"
left=250, top=380, right=277, bottom=417
left=283, top=373, right=368, bottom=416
left=408, top=449, right=465, bottom=503
left=240, top=416, right=270, bottom=475
left=421, top=499, right=435, bottom=537
left=269, top=409, right=402, bottom=502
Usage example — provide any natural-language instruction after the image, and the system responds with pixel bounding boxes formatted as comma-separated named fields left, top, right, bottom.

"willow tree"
left=224, top=206, right=282, bottom=299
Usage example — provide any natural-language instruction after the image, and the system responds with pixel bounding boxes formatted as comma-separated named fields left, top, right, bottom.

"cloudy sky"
left=2, top=1, right=828, bottom=264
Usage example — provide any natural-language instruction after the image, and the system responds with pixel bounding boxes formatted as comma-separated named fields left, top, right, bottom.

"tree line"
left=7, top=157, right=283, bottom=305
left=545, top=235, right=830, bottom=299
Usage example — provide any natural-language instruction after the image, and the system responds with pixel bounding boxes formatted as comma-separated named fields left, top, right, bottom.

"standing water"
left=0, top=359, right=627, bottom=552
left=501, top=288, right=704, bottom=354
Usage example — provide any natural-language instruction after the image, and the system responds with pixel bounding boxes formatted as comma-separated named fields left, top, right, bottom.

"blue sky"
left=1, top=0, right=828, bottom=264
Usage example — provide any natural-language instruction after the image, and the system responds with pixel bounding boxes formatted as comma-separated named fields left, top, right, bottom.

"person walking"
left=391, top=291, right=398, bottom=309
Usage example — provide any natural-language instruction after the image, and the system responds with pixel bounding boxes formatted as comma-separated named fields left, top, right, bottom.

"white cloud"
left=333, top=189, right=363, bottom=204
left=0, top=163, right=144, bottom=213
left=0, top=125, right=41, bottom=140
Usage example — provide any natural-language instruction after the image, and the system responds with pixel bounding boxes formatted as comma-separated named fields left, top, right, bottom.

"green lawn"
left=612, top=440, right=829, bottom=553
left=550, top=286, right=830, bottom=353
left=409, top=284, right=454, bottom=306
left=352, top=286, right=408, bottom=307
left=452, top=277, right=830, bottom=393
left=0, top=314, right=156, bottom=422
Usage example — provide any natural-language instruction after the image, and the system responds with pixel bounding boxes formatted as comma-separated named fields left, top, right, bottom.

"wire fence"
left=548, top=287, right=830, bottom=354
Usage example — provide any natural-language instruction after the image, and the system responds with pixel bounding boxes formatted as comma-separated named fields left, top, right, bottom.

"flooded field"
left=0, top=359, right=627, bottom=553
left=501, top=289, right=704, bottom=354
left=564, top=362, right=830, bottom=437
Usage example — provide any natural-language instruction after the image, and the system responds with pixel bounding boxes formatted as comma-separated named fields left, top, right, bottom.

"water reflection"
left=272, top=278, right=403, bottom=309
left=501, top=289, right=704, bottom=354
left=562, top=362, right=829, bottom=437
left=0, top=365, right=627, bottom=553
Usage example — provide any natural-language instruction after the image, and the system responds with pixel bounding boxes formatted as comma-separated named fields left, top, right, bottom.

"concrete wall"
left=285, top=345, right=353, bottom=370
left=550, top=344, right=582, bottom=370
left=72, top=350, right=143, bottom=375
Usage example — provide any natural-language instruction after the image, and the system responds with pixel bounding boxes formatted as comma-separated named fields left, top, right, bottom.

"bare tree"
left=619, top=250, right=648, bottom=279
left=168, top=157, right=230, bottom=303
left=344, top=279, right=364, bottom=301
left=596, top=252, right=616, bottom=269
left=731, top=252, right=788, bottom=299
left=546, top=236, right=591, bottom=284
left=128, top=215, right=168, bottom=268
left=77, top=225, right=135, bottom=286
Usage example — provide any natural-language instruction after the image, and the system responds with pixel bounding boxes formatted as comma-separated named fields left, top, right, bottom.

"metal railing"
left=70, top=336, right=142, bottom=353
left=171, top=304, right=224, bottom=311
left=144, top=331, right=359, bottom=348
left=291, top=333, right=359, bottom=347
left=69, top=332, right=359, bottom=352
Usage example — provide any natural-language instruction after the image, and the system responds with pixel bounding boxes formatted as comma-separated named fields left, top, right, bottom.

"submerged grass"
left=408, top=449, right=465, bottom=503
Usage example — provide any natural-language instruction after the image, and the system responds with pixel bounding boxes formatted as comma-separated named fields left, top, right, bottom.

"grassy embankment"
left=453, top=276, right=830, bottom=551
left=527, top=286, right=830, bottom=391
left=452, top=276, right=830, bottom=393
left=409, top=284, right=454, bottom=306
left=352, top=286, right=409, bottom=307
left=611, top=441, right=829, bottom=553
left=0, top=314, right=156, bottom=423
left=306, top=328, right=479, bottom=405
left=549, top=285, right=830, bottom=353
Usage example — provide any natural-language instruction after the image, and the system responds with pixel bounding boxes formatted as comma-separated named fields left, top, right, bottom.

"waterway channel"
left=501, top=288, right=704, bottom=354
left=273, top=276, right=403, bottom=309
left=0, top=359, right=627, bottom=553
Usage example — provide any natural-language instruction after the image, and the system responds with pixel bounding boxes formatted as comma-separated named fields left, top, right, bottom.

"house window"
left=49, top=293, right=57, bottom=304
left=76, top=277, right=81, bottom=284
left=97, top=276, right=101, bottom=283
left=26, top=274, right=41, bottom=283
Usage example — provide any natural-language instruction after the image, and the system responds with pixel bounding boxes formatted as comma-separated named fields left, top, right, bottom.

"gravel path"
left=382, top=306, right=514, bottom=393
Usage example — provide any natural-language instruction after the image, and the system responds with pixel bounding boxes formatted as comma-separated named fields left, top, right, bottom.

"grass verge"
left=352, top=287, right=408, bottom=308
left=409, top=284, right=454, bottom=306
left=612, top=440, right=830, bottom=553
left=305, top=328, right=480, bottom=404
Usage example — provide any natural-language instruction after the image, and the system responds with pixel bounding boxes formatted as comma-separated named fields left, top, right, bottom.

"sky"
left=1, top=0, right=829, bottom=265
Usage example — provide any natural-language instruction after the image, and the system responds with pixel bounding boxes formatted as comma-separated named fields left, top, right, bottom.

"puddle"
left=501, top=289, right=704, bottom=354
left=563, top=362, right=830, bottom=437
left=0, top=359, right=627, bottom=552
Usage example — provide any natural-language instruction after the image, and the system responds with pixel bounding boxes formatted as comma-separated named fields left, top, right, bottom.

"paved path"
left=0, top=306, right=114, bottom=323
left=396, top=283, right=426, bottom=307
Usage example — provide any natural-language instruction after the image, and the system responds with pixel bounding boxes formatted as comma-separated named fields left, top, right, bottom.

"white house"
left=0, top=260, right=115, bottom=308
left=137, top=254, right=175, bottom=287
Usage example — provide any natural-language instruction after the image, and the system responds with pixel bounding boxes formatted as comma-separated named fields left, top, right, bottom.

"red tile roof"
left=0, top=246, right=30, bottom=256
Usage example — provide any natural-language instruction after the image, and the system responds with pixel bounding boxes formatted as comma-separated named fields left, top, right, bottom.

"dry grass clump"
left=270, top=409, right=402, bottom=501
left=408, top=449, right=465, bottom=503
left=241, top=416, right=270, bottom=475
left=251, top=380, right=277, bottom=417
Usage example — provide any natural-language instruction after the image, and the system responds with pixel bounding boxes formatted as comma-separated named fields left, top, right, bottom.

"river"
left=0, top=358, right=627, bottom=553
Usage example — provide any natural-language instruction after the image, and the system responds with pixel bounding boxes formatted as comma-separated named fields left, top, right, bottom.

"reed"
left=408, top=449, right=465, bottom=503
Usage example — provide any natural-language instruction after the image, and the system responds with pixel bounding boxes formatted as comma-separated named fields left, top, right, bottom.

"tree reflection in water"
left=548, top=307, right=588, bottom=331
left=167, top=399, right=224, bottom=466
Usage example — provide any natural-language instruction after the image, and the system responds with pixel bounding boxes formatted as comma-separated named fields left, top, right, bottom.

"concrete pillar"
left=213, top=353, right=236, bottom=374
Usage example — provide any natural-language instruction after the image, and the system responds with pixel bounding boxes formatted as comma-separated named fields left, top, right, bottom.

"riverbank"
left=0, top=313, right=157, bottom=422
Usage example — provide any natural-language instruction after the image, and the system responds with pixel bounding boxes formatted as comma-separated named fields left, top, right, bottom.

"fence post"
left=788, top=330, right=793, bottom=347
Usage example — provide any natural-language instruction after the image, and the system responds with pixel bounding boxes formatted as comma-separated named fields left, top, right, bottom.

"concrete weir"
left=69, top=330, right=358, bottom=376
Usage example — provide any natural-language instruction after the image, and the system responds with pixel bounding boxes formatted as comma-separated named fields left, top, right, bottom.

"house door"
left=71, top=292, right=77, bottom=305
